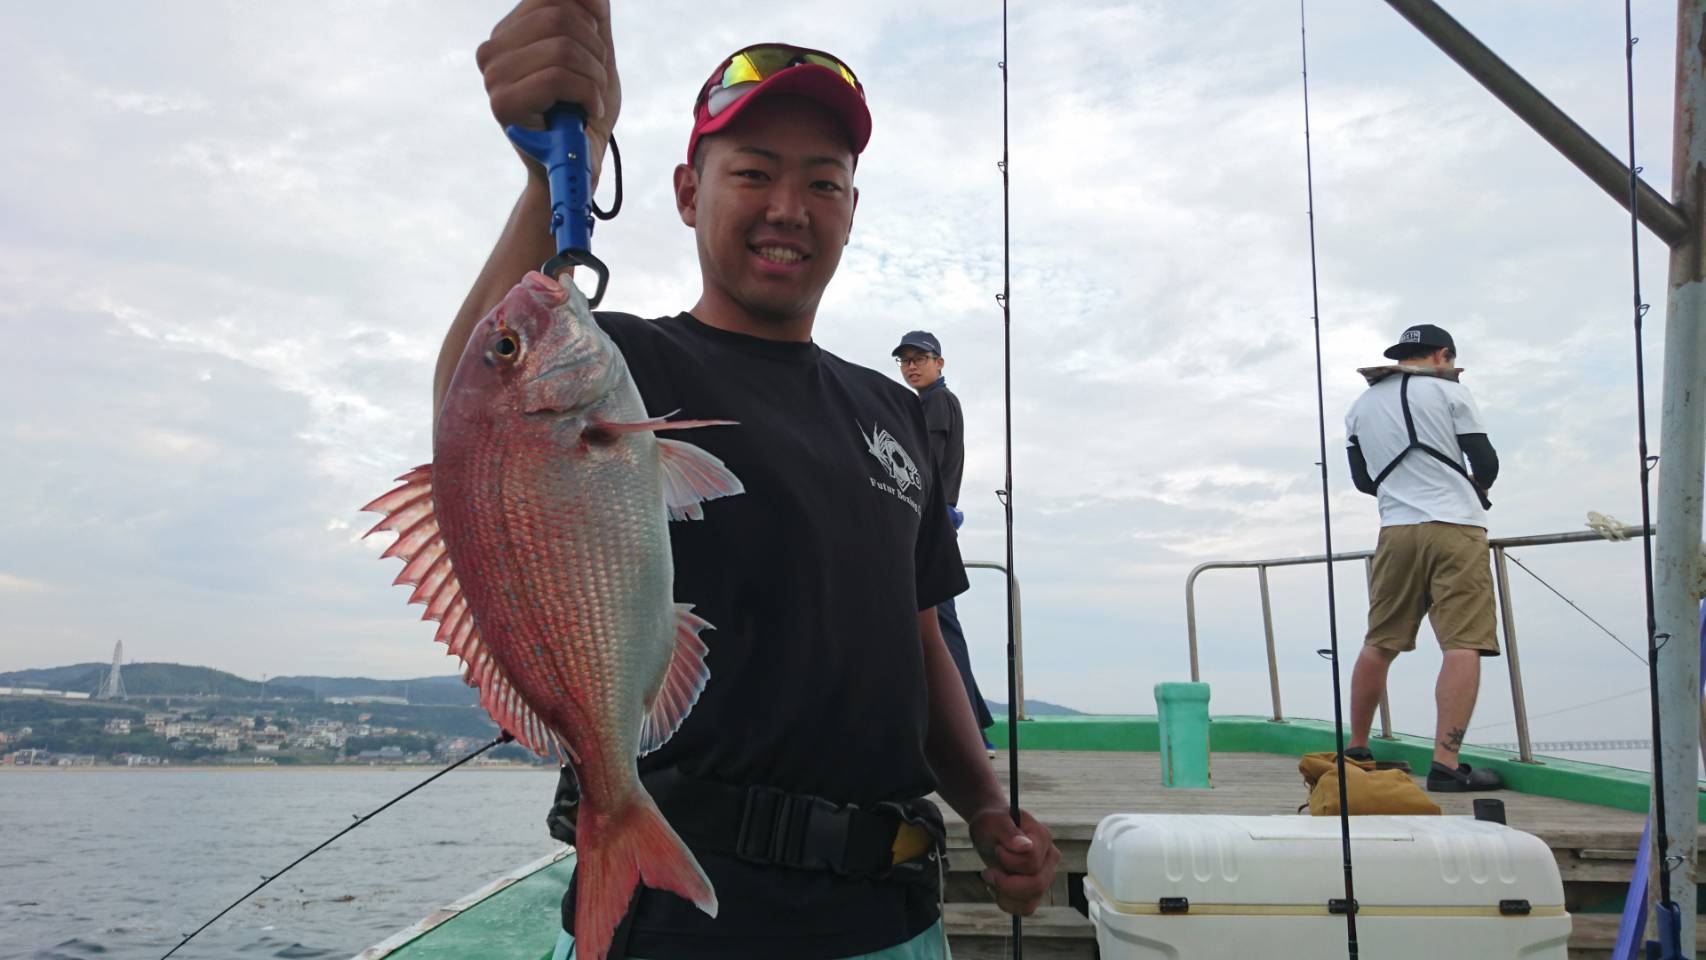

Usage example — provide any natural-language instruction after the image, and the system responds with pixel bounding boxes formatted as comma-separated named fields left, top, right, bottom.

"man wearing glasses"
left=440, top=2, right=1058, bottom=958
left=892, top=333, right=996, bottom=756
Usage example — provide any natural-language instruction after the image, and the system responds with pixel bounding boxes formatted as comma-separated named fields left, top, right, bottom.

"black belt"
left=546, top=764, right=943, bottom=878
left=555, top=766, right=945, bottom=949
left=644, top=767, right=942, bottom=877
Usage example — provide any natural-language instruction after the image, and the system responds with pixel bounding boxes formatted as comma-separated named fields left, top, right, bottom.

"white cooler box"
left=1085, top=814, right=1570, bottom=959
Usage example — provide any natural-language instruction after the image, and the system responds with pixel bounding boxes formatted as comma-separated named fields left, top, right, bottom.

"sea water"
left=0, top=767, right=562, bottom=960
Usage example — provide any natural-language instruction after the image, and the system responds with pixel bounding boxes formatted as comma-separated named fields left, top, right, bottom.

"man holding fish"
left=404, top=1, right=1060, bottom=957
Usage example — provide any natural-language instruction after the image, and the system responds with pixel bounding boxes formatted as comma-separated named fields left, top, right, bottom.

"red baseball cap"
left=688, top=44, right=871, bottom=164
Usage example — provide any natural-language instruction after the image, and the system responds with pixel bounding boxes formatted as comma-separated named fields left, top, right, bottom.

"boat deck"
left=365, top=726, right=1698, bottom=960
left=935, top=750, right=1689, bottom=960
left=943, top=748, right=1657, bottom=848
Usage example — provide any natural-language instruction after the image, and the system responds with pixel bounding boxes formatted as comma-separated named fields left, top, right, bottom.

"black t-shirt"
left=564, top=311, right=969, bottom=958
left=918, top=379, right=964, bottom=506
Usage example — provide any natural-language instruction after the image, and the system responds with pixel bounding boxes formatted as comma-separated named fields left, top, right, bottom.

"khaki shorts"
left=1365, top=522, right=1500, bottom=656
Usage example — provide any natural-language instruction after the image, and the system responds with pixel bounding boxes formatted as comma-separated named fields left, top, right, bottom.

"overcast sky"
left=0, top=1, right=1688, bottom=765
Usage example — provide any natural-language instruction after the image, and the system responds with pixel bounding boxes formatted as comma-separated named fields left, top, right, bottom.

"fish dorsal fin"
left=656, top=438, right=745, bottom=521
left=637, top=604, right=714, bottom=756
left=362, top=465, right=558, bottom=761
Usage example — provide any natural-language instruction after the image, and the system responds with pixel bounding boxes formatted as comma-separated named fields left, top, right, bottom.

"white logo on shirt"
left=859, top=422, right=923, bottom=515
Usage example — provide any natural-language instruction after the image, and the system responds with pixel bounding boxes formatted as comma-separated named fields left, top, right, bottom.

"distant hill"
left=2, top=662, right=1085, bottom=716
left=0, top=663, right=105, bottom=691
left=272, top=675, right=477, bottom=707
left=0, top=663, right=312, bottom=700
left=986, top=699, right=1083, bottom=717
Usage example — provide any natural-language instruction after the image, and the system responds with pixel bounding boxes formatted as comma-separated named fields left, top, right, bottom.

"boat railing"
left=1183, top=525, right=1650, bottom=763
left=965, top=560, right=1025, bottom=721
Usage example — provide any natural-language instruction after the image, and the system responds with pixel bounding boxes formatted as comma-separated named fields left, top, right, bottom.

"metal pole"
left=1382, top=0, right=1687, bottom=246
left=1650, top=0, right=1706, bottom=939
left=1186, top=567, right=1203, bottom=682
left=1259, top=566, right=1284, bottom=722
left=1491, top=546, right=1536, bottom=763
left=966, top=561, right=1027, bottom=721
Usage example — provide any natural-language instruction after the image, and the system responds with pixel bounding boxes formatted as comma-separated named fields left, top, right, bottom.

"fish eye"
left=489, top=329, right=522, bottom=363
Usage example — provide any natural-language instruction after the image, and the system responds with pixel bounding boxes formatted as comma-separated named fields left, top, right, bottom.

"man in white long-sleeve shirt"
left=1343, top=324, right=1504, bottom=792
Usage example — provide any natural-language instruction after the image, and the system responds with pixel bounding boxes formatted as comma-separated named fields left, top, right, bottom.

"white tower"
left=96, top=641, right=126, bottom=700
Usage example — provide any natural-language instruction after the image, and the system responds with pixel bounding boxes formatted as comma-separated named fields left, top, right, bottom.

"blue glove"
left=948, top=505, right=964, bottom=530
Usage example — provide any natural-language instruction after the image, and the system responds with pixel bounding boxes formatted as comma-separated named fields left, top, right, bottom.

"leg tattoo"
left=1439, top=726, right=1466, bottom=754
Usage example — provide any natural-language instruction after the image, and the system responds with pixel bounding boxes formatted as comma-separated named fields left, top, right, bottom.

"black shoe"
left=1427, top=762, right=1504, bottom=792
left=1342, top=746, right=1374, bottom=763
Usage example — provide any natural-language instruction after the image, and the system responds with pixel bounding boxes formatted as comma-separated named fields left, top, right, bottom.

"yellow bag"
left=1298, top=752, right=1441, bottom=816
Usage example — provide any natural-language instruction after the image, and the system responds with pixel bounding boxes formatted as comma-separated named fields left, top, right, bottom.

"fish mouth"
left=523, top=271, right=570, bottom=304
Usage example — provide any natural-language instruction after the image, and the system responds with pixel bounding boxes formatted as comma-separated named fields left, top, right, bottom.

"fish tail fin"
left=576, top=798, right=717, bottom=960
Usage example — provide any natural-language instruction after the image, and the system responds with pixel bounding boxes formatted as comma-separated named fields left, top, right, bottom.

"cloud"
left=0, top=574, right=52, bottom=594
left=0, top=1, right=1683, bottom=765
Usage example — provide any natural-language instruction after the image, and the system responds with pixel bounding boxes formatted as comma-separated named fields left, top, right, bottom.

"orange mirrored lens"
left=718, top=46, right=858, bottom=92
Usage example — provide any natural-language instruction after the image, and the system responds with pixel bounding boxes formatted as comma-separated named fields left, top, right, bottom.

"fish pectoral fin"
left=637, top=604, right=714, bottom=756
left=362, top=464, right=559, bottom=762
left=657, top=438, right=745, bottom=522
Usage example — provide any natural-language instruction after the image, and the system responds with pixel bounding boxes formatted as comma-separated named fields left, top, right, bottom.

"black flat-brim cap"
left=1383, top=323, right=1456, bottom=360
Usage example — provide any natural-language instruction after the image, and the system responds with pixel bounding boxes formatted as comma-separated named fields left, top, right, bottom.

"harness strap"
left=1370, top=374, right=1492, bottom=510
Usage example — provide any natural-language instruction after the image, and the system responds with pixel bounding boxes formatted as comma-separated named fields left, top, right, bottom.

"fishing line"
left=996, top=0, right=1023, bottom=956
left=1473, top=685, right=1648, bottom=733
left=1503, top=552, right=1646, bottom=665
left=1297, top=3, right=1358, bottom=956
left=159, top=731, right=515, bottom=960
left=1619, top=0, right=1679, bottom=935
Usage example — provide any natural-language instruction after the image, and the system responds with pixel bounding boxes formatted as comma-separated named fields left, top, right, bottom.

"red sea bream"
left=362, top=271, right=741, bottom=960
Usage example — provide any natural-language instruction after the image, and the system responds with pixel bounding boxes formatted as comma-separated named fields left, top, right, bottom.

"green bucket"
left=1155, top=681, right=1211, bottom=788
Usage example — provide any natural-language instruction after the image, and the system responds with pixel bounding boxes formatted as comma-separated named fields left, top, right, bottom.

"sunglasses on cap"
left=697, top=44, right=863, bottom=118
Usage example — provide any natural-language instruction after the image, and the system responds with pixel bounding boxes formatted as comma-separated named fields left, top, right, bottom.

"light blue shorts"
left=549, top=918, right=950, bottom=960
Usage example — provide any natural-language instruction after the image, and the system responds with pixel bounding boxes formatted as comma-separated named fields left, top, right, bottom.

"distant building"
left=104, top=718, right=132, bottom=735
left=212, top=732, right=240, bottom=752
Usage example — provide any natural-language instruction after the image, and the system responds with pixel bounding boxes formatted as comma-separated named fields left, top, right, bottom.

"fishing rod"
left=996, top=0, right=1023, bottom=956
left=159, top=731, right=514, bottom=960
left=1619, top=0, right=1685, bottom=954
left=1297, top=3, right=1359, bottom=957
